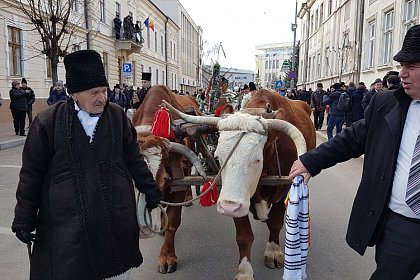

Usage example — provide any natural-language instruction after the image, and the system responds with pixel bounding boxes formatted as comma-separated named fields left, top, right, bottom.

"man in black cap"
left=362, top=77, right=383, bottom=109
left=289, top=25, right=420, bottom=279
left=310, top=82, right=326, bottom=130
left=132, top=72, right=151, bottom=109
left=12, top=50, right=160, bottom=280
left=21, top=78, right=35, bottom=127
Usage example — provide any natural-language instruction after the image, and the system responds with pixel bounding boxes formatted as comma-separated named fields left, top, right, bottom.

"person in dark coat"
left=21, top=78, right=35, bottom=127
left=132, top=72, right=151, bottom=109
left=109, top=84, right=128, bottom=111
left=362, top=78, right=383, bottom=110
left=351, top=82, right=367, bottom=122
left=12, top=50, right=161, bottom=280
left=310, top=83, right=326, bottom=130
left=322, top=83, right=347, bottom=140
left=299, top=88, right=311, bottom=105
left=345, top=82, right=356, bottom=127
left=289, top=25, right=420, bottom=279
left=386, top=75, right=401, bottom=90
left=47, top=81, right=67, bottom=106
left=113, top=13, right=122, bottom=39
left=9, top=80, right=27, bottom=136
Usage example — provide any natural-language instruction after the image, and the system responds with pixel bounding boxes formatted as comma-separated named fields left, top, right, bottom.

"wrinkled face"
left=399, top=62, right=420, bottom=99
left=142, top=80, right=151, bottom=88
left=72, top=86, right=108, bottom=114
left=215, top=125, right=268, bottom=217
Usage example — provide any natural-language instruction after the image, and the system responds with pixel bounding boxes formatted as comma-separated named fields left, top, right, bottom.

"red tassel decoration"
left=151, top=107, right=175, bottom=140
left=200, top=180, right=218, bottom=207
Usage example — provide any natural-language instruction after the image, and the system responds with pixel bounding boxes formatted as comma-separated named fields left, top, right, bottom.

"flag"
left=144, top=17, right=149, bottom=28
left=149, top=20, right=155, bottom=32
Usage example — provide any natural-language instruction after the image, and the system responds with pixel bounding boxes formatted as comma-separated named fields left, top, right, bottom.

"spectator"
left=113, top=13, right=122, bottom=39
left=362, top=78, right=383, bottom=109
left=12, top=50, right=160, bottom=280
left=299, top=88, right=311, bottom=106
left=9, top=80, right=27, bottom=136
left=310, top=83, right=326, bottom=130
left=351, top=82, right=367, bottom=122
left=132, top=72, right=152, bottom=109
left=109, top=84, right=128, bottom=110
left=387, top=75, right=401, bottom=90
left=47, top=81, right=67, bottom=106
left=21, top=78, right=35, bottom=127
left=345, top=82, right=357, bottom=127
left=322, top=83, right=347, bottom=140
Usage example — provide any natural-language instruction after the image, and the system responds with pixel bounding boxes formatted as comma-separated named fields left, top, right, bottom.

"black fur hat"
left=142, top=72, right=152, bottom=81
left=393, top=25, right=420, bottom=62
left=21, top=78, right=28, bottom=84
left=64, top=50, right=109, bottom=94
left=249, top=82, right=256, bottom=91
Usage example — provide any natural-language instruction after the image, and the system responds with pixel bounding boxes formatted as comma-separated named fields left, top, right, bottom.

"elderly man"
left=47, top=80, right=67, bottom=106
left=289, top=25, right=420, bottom=279
left=12, top=50, right=161, bottom=280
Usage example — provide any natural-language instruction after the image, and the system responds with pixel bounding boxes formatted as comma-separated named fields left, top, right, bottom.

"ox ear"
left=265, top=119, right=307, bottom=156
left=162, top=100, right=220, bottom=126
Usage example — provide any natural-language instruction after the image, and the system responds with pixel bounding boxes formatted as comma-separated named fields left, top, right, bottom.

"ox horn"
left=265, top=119, right=307, bottom=156
left=168, top=142, right=207, bottom=179
left=162, top=100, right=220, bottom=126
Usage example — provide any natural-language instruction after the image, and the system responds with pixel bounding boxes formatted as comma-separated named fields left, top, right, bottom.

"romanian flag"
left=144, top=17, right=149, bottom=28
left=149, top=20, right=155, bottom=32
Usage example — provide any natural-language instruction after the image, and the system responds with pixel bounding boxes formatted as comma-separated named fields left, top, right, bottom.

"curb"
left=0, top=138, right=26, bottom=150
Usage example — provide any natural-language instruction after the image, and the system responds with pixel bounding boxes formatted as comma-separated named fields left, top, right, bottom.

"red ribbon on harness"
left=199, top=180, right=218, bottom=207
left=151, top=107, right=175, bottom=140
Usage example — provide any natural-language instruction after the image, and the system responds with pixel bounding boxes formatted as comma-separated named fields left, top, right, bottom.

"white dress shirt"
left=389, top=100, right=420, bottom=218
left=74, top=103, right=101, bottom=143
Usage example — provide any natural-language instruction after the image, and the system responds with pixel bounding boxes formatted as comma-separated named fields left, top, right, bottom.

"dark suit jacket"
left=300, top=87, right=411, bottom=255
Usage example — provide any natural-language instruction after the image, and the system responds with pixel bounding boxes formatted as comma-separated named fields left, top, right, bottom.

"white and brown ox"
left=132, top=85, right=206, bottom=273
left=163, top=88, right=316, bottom=279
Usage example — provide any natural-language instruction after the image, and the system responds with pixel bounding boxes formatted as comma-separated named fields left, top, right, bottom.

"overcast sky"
left=179, top=0, right=302, bottom=71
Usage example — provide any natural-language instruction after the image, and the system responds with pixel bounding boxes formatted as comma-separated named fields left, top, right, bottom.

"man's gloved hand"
left=145, top=186, right=161, bottom=211
left=16, top=230, right=35, bottom=245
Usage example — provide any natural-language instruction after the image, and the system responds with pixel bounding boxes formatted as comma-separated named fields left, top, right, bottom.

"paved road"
left=1, top=137, right=419, bottom=279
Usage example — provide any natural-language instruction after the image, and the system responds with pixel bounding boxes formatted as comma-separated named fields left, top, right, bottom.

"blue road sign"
left=275, top=80, right=283, bottom=88
left=288, top=71, right=297, bottom=80
left=122, top=63, right=132, bottom=73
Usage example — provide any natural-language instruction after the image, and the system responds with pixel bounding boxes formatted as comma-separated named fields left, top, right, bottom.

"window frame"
left=8, top=26, right=23, bottom=77
left=382, top=9, right=394, bottom=65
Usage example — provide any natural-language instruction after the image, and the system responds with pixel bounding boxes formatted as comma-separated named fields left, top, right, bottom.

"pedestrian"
left=289, top=25, right=420, bottom=279
left=132, top=72, right=152, bottom=109
left=11, top=50, right=161, bottom=280
left=249, top=82, right=257, bottom=93
left=345, top=82, right=356, bottom=127
left=310, top=82, right=326, bottom=130
left=362, top=78, right=383, bottom=110
left=21, top=78, right=35, bottom=127
left=113, top=13, right=122, bottom=39
left=47, top=81, right=67, bottom=106
left=0, top=92, right=3, bottom=107
left=9, top=80, right=27, bottom=136
left=322, top=82, right=347, bottom=140
left=109, top=83, right=128, bottom=111
left=351, top=82, right=367, bottom=122
left=387, top=75, right=401, bottom=90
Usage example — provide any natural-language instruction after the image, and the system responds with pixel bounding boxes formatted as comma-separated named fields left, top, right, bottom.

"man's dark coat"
left=12, top=99, right=159, bottom=279
left=300, top=87, right=412, bottom=255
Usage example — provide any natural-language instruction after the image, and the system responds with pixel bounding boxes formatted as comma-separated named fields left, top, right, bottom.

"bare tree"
left=10, top=0, right=79, bottom=85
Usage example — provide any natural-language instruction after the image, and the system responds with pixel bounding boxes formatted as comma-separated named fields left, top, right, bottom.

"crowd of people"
left=113, top=13, right=142, bottom=43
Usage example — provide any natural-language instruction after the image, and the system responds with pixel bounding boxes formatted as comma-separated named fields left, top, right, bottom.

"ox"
left=131, top=85, right=206, bottom=274
left=163, top=88, right=316, bottom=279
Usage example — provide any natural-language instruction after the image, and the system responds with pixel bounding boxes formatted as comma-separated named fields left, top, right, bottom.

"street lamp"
left=291, top=0, right=298, bottom=90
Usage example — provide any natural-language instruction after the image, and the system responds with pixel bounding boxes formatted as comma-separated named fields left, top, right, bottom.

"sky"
left=179, top=0, right=301, bottom=71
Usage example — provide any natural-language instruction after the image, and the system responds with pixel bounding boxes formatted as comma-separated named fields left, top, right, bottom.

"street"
left=0, top=135, right=419, bottom=280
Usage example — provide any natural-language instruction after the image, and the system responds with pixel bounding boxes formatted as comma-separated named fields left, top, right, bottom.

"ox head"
left=161, top=101, right=306, bottom=218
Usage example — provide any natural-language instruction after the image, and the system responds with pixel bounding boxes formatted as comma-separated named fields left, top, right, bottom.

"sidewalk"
left=0, top=122, right=27, bottom=150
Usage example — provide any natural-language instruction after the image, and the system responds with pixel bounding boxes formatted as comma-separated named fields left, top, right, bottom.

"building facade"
left=202, top=65, right=256, bottom=91
left=0, top=0, right=201, bottom=122
left=255, top=42, right=293, bottom=89
left=297, top=0, right=419, bottom=89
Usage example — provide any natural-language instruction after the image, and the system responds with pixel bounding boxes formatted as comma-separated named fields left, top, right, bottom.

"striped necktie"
left=406, top=132, right=420, bottom=215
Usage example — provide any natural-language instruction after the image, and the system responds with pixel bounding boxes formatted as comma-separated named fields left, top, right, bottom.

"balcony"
left=113, top=27, right=144, bottom=56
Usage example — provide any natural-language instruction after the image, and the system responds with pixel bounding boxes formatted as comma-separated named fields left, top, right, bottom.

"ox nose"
left=218, top=200, right=242, bottom=216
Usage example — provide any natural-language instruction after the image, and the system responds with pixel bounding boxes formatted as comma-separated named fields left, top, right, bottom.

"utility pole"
left=291, top=0, right=298, bottom=89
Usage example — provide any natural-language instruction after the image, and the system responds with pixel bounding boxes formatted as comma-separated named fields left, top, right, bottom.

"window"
left=265, top=60, right=268, bottom=69
left=8, top=26, right=22, bottom=76
left=173, top=44, right=176, bottom=60
left=103, top=52, right=108, bottom=79
left=72, top=44, right=80, bottom=52
left=147, top=27, right=150, bottom=48
left=161, top=36, right=164, bottom=55
left=310, top=14, right=314, bottom=34
left=328, top=0, right=332, bottom=16
left=116, top=2, right=121, bottom=16
left=315, top=10, right=318, bottom=31
left=156, top=69, right=159, bottom=84
left=170, top=41, right=173, bottom=59
left=324, top=47, right=330, bottom=76
left=46, top=57, right=52, bottom=79
left=344, top=2, right=350, bottom=21
left=403, top=0, right=419, bottom=35
left=382, top=10, right=394, bottom=65
left=155, top=32, right=158, bottom=52
left=317, top=53, right=321, bottom=78
left=320, top=3, right=324, bottom=26
left=72, top=0, right=79, bottom=12
left=367, top=21, right=375, bottom=68
left=162, top=70, right=165, bottom=84
left=99, top=0, right=105, bottom=23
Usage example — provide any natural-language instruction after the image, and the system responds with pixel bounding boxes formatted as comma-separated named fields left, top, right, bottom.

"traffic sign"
left=275, top=80, right=283, bottom=88
left=288, top=71, right=297, bottom=80
left=122, top=63, right=132, bottom=73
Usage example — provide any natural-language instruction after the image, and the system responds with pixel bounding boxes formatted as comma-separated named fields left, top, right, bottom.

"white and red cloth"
left=283, top=176, right=309, bottom=280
